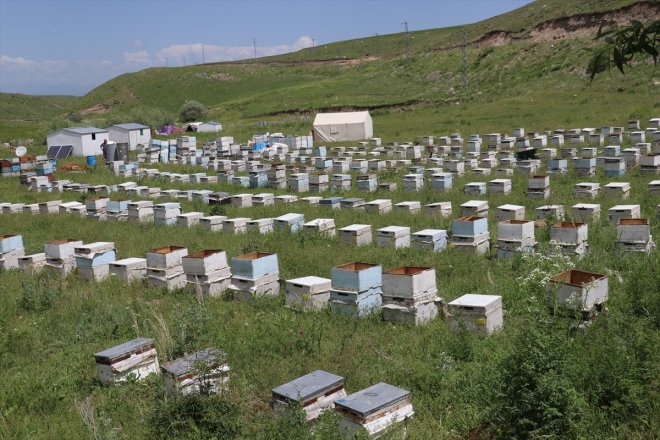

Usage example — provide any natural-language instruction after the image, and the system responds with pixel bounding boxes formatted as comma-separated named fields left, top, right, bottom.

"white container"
left=110, top=257, right=147, bottom=282
left=381, top=266, right=436, bottom=300
left=616, top=218, right=651, bottom=243
left=495, top=204, right=525, bottom=221
left=222, top=217, right=251, bottom=234
left=528, top=175, right=550, bottom=189
left=394, top=201, right=422, bottom=214
left=285, top=276, right=332, bottom=310
left=200, top=215, right=226, bottom=231
left=459, top=200, right=489, bottom=217
left=448, top=294, right=503, bottom=334
left=550, top=222, right=588, bottom=245
left=182, top=249, right=228, bottom=275
left=365, top=199, right=392, bottom=214
left=247, top=218, right=274, bottom=235
left=497, top=220, right=535, bottom=243
left=375, top=226, right=411, bottom=249
left=303, top=218, right=336, bottom=237
left=547, top=270, right=608, bottom=312
left=94, top=338, right=159, bottom=385
left=489, top=179, right=512, bottom=194
left=146, top=245, right=188, bottom=269
left=162, top=348, right=229, bottom=396
left=607, top=204, right=641, bottom=225
left=231, top=193, right=253, bottom=208
left=44, top=239, right=84, bottom=259
left=571, top=204, right=601, bottom=223
left=536, top=205, right=565, bottom=221
left=573, top=182, right=600, bottom=198
left=424, top=202, right=452, bottom=217
left=177, top=212, right=203, bottom=228
left=273, top=370, right=346, bottom=422
left=604, top=182, right=631, bottom=199
left=338, top=224, right=372, bottom=246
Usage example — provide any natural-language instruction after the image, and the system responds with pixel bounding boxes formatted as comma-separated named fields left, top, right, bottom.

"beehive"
left=285, top=276, right=332, bottom=310
left=448, top=294, right=503, bottom=334
left=375, top=226, right=411, bottom=249
left=339, top=224, right=372, bottom=246
left=162, top=348, right=229, bottom=396
left=547, top=270, right=608, bottom=312
left=272, top=370, right=346, bottom=421
left=94, top=338, right=159, bottom=385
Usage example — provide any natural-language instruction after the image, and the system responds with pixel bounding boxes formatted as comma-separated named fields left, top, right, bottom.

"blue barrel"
left=86, top=155, right=97, bottom=167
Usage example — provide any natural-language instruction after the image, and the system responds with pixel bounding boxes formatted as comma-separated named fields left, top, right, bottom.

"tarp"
left=157, top=125, right=181, bottom=135
left=313, top=111, right=373, bottom=142
left=252, top=142, right=268, bottom=151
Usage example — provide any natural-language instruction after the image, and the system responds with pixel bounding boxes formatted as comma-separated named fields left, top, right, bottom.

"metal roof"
left=94, top=338, right=154, bottom=361
left=112, top=123, right=149, bottom=130
left=62, top=126, right=108, bottom=135
left=162, top=348, right=227, bottom=377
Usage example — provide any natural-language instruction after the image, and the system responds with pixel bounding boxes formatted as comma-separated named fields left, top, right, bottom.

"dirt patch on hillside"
left=194, top=72, right=235, bottom=81
left=472, top=1, right=658, bottom=48
left=527, top=1, right=658, bottom=42
left=80, top=104, right=107, bottom=115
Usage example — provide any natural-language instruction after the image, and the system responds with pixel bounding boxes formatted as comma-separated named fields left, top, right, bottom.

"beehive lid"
left=498, top=204, right=524, bottom=211
left=234, top=251, right=273, bottom=260
left=384, top=266, right=432, bottom=276
left=186, top=249, right=225, bottom=259
left=272, top=370, right=344, bottom=402
left=340, top=224, right=370, bottom=232
left=449, top=294, right=502, bottom=309
left=573, top=203, right=599, bottom=209
left=549, top=270, right=606, bottom=287
left=112, top=257, right=146, bottom=266
left=162, top=348, right=227, bottom=378
left=341, top=198, right=365, bottom=204
left=335, top=262, right=378, bottom=272
left=618, top=218, right=648, bottom=225
left=94, top=338, right=154, bottom=362
left=462, top=200, right=487, bottom=208
left=287, top=276, right=331, bottom=286
left=552, top=221, right=584, bottom=229
left=608, top=205, right=639, bottom=211
left=335, top=382, right=410, bottom=417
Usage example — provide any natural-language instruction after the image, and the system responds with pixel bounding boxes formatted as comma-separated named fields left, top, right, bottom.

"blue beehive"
left=313, top=147, right=327, bottom=157
left=0, top=234, right=23, bottom=254
left=274, top=213, right=305, bottom=233
left=356, top=175, right=377, bottom=192
left=576, top=158, right=596, bottom=168
left=107, top=200, right=129, bottom=212
left=231, top=252, right=279, bottom=279
left=331, top=262, right=382, bottom=292
left=232, top=176, right=250, bottom=188
left=412, top=229, right=448, bottom=252
left=76, top=250, right=117, bottom=268
left=330, top=291, right=382, bottom=317
left=547, top=159, right=568, bottom=172
left=315, top=158, right=333, bottom=169
left=452, top=217, right=489, bottom=237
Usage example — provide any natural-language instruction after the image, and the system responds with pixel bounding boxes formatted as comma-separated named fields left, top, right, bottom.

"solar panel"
left=46, top=145, right=62, bottom=159
left=56, top=145, right=73, bottom=159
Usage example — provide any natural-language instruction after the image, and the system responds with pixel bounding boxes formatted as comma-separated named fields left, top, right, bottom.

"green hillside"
left=0, top=93, right=77, bottom=121
left=1, top=0, right=657, bottom=145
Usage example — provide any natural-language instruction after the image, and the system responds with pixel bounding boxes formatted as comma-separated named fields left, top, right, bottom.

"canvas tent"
left=313, top=111, right=373, bottom=142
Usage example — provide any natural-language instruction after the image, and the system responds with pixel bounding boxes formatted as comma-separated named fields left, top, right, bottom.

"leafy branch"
left=587, top=19, right=659, bottom=82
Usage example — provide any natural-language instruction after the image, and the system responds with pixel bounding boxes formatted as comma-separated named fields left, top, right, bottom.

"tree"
left=179, top=100, right=206, bottom=122
left=588, top=20, right=659, bottom=82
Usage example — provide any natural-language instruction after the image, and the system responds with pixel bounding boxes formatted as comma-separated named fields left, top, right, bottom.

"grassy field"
left=0, top=150, right=659, bottom=438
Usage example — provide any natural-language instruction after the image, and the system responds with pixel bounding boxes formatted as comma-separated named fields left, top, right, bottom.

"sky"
left=0, top=0, right=532, bottom=96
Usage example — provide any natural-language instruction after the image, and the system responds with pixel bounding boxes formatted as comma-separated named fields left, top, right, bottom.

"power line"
left=460, top=30, right=468, bottom=91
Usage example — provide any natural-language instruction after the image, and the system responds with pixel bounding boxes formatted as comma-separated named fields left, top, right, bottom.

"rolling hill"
left=1, top=0, right=657, bottom=143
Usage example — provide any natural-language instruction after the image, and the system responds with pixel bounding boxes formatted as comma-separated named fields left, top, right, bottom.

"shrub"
left=20, top=273, right=62, bottom=312
left=179, top=101, right=206, bottom=122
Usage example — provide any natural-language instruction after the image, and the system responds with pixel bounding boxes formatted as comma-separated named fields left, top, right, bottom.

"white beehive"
left=616, top=218, right=651, bottom=243
left=335, top=383, right=413, bottom=438
left=162, top=348, right=229, bottom=396
left=459, top=200, right=489, bottom=217
left=607, top=205, right=640, bottom=225
left=649, top=180, right=660, bottom=196
left=495, top=204, right=525, bottom=222
left=424, top=202, right=452, bottom=217
left=536, top=205, right=565, bottom=221
left=550, top=222, right=588, bottom=245
left=253, top=193, right=275, bottom=206
left=339, top=224, right=372, bottom=246
left=571, top=204, right=601, bottom=223
left=94, top=338, right=159, bottom=385
left=200, top=215, right=226, bottom=232
left=222, top=217, right=251, bottom=234
left=18, top=253, right=47, bottom=271
left=177, top=212, right=203, bottom=228
left=375, top=226, right=411, bottom=249
left=365, top=199, right=392, bottom=214
left=394, top=201, right=422, bottom=214
left=489, top=179, right=512, bottom=194
left=497, top=220, right=535, bottom=244
left=285, top=276, right=332, bottom=310
left=231, top=193, right=253, bottom=208
left=448, top=294, right=503, bottom=334
left=547, top=270, right=608, bottom=312
left=574, top=182, right=600, bottom=199
left=44, top=239, right=83, bottom=259
left=272, top=370, right=346, bottom=422
left=247, top=218, right=274, bottom=235
left=463, top=182, right=487, bottom=195
left=110, top=257, right=147, bottom=282
left=603, top=182, right=631, bottom=199
left=303, top=218, right=336, bottom=237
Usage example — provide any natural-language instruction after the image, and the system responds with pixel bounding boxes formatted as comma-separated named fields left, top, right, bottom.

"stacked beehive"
left=381, top=266, right=441, bottom=325
left=527, top=175, right=550, bottom=199
left=85, top=196, right=108, bottom=221
left=127, top=200, right=154, bottom=223
left=106, top=199, right=129, bottom=222
left=153, top=202, right=181, bottom=226
left=288, top=173, right=309, bottom=193
left=146, top=245, right=188, bottom=290
left=109, top=257, right=147, bottom=282
left=496, top=220, right=536, bottom=258
left=228, top=252, right=280, bottom=301
left=615, top=218, right=655, bottom=253
left=450, top=217, right=490, bottom=254
left=182, top=249, right=232, bottom=296
left=0, top=234, right=25, bottom=270
left=329, top=262, right=382, bottom=317
left=549, top=222, right=588, bottom=256
left=74, top=242, right=116, bottom=282
left=44, top=239, right=83, bottom=276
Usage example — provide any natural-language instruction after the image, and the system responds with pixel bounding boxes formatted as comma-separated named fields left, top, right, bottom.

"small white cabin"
left=108, top=123, right=151, bottom=150
left=47, top=127, right=109, bottom=157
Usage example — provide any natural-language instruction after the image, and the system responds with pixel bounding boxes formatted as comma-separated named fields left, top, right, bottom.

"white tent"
left=313, top=111, right=373, bottom=142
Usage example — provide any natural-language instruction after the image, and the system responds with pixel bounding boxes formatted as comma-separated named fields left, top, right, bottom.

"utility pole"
left=312, top=38, right=316, bottom=59
left=460, top=30, right=468, bottom=91
left=166, top=57, right=169, bottom=67
left=373, top=33, right=379, bottom=56
left=202, top=45, right=206, bottom=64
left=253, top=37, right=257, bottom=59
left=401, top=21, right=410, bottom=60
left=182, top=56, right=186, bottom=66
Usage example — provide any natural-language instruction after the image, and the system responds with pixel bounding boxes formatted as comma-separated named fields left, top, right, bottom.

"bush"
left=179, top=101, right=206, bottom=122
left=128, top=107, right=175, bottom=129
left=19, top=273, right=62, bottom=312
left=68, top=111, right=83, bottom=123
left=150, top=393, right=243, bottom=439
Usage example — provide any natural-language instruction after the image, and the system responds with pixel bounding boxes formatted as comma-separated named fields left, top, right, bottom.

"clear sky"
left=0, top=0, right=532, bottom=96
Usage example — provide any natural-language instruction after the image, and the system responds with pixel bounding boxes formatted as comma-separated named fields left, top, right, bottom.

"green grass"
left=0, top=155, right=659, bottom=438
